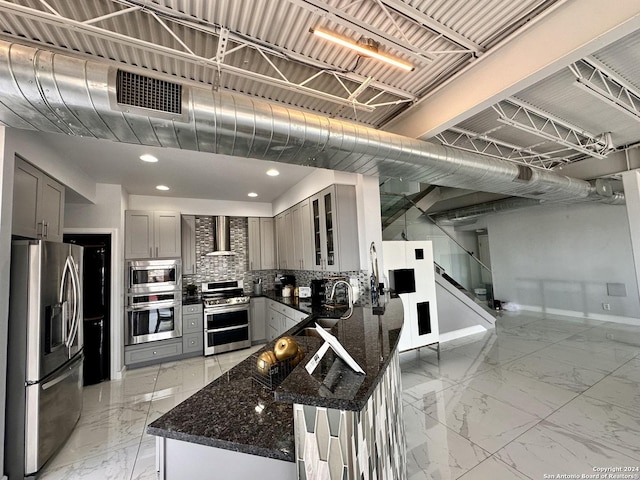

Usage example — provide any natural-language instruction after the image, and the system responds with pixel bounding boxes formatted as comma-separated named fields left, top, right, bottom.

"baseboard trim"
left=518, top=305, right=640, bottom=326
left=439, top=325, right=489, bottom=344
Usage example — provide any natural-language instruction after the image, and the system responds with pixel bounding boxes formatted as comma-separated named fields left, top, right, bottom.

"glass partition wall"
left=380, top=194, right=494, bottom=307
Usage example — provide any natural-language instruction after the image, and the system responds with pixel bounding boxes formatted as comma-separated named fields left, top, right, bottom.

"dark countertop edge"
left=274, top=389, right=362, bottom=411
left=146, top=426, right=295, bottom=462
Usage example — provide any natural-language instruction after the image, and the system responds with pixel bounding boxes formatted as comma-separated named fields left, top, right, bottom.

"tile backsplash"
left=182, top=215, right=370, bottom=304
left=182, top=216, right=248, bottom=291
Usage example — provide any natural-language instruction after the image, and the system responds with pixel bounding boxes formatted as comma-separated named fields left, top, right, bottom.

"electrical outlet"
left=602, top=303, right=611, bottom=311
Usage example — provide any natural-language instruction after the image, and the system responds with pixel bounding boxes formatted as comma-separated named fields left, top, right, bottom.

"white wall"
left=488, top=202, right=640, bottom=323
left=6, top=128, right=96, bottom=203
left=0, top=127, right=14, bottom=473
left=128, top=195, right=272, bottom=217
left=272, top=169, right=344, bottom=215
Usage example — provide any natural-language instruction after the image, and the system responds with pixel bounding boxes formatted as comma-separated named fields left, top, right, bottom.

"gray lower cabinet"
left=250, top=297, right=267, bottom=344
left=183, top=333, right=203, bottom=354
left=125, top=338, right=183, bottom=367
left=266, top=300, right=308, bottom=341
left=182, top=303, right=204, bottom=357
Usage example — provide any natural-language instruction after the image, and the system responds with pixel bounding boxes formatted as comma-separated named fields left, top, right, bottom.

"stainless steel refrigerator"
left=6, top=240, right=84, bottom=479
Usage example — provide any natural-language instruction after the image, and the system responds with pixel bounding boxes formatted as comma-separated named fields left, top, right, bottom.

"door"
left=248, top=217, right=261, bottom=270
left=181, top=215, right=196, bottom=274
left=28, top=241, right=83, bottom=382
left=299, top=200, right=312, bottom=270
left=322, top=188, right=337, bottom=271
left=311, top=194, right=323, bottom=270
left=125, top=211, right=153, bottom=259
left=260, top=217, right=276, bottom=269
left=40, top=176, right=65, bottom=242
left=12, top=157, right=42, bottom=239
left=276, top=213, right=287, bottom=269
left=127, top=300, right=182, bottom=345
left=25, top=353, right=83, bottom=475
left=64, top=233, right=112, bottom=384
left=12, top=157, right=66, bottom=242
left=155, top=211, right=181, bottom=258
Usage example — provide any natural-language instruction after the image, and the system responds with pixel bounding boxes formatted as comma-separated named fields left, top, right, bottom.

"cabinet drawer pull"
left=150, top=247, right=153, bottom=257
left=43, top=221, right=49, bottom=238
left=152, top=351, right=157, bottom=355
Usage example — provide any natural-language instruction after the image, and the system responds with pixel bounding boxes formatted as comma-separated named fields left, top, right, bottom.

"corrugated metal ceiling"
left=0, top=0, right=559, bottom=129
left=0, top=0, right=639, bottom=174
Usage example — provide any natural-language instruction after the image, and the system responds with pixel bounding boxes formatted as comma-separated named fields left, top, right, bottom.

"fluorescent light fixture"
left=248, top=192, right=258, bottom=197
left=310, top=27, right=414, bottom=72
left=156, top=185, right=170, bottom=191
left=266, top=169, right=280, bottom=177
left=140, top=154, right=158, bottom=163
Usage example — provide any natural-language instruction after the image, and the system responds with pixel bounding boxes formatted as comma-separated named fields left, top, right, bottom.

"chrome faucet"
left=329, top=280, right=354, bottom=319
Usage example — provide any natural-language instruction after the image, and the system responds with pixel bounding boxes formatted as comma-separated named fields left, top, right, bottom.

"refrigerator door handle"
left=65, top=256, right=81, bottom=351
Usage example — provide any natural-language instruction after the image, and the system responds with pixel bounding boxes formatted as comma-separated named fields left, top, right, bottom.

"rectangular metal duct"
left=0, top=39, right=620, bottom=207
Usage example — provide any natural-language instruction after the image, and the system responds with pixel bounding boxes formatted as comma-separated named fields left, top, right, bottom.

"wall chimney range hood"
left=206, top=216, right=235, bottom=256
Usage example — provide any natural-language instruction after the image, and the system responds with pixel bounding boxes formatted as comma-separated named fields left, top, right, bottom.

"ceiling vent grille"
left=116, top=70, right=182, bottom=114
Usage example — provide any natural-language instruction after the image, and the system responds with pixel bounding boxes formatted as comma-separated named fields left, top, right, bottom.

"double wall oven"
left=202, top=280, right=251, bottom=355
left=126, top=259, right=182, bottom=345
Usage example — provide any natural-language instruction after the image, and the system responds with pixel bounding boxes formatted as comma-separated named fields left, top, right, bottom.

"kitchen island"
left=147, top=295, right=406, bottom=480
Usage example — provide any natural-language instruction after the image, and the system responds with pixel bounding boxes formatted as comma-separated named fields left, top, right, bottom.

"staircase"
left=434, top=263, right=497, bottom=342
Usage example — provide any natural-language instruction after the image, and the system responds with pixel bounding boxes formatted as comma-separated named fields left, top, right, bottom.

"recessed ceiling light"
left=266, top=169, right=280, bottom=177
left=248, top=192, right=258, bottom=197
left=140, top=154, right=159, bottom=163
left=156, top=185, right=170, bottom=191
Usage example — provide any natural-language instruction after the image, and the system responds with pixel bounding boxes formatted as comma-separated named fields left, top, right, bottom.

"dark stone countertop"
left=147, top=294, right=403, bottom=462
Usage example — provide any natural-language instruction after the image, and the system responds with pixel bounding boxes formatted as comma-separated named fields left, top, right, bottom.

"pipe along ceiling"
left=0, top=40, right=621, bottom=206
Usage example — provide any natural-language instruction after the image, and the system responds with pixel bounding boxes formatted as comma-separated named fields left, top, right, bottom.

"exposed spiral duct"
left=0, top=40, right=618, bottom=204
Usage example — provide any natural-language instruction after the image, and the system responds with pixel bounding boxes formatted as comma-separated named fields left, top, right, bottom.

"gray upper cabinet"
left=292, top=199, right=313, bottom=270
left=181, top=215, right=196, bottom=274
left=12, top=156, right=65, bottom=242
left=276, top=212, right=289, bottom=270
left=248, top=217, right=276, bottom=270
left=248, top=217, right=261, bottom=271
left=310, top=185, right=359, bottom=272
left=275, top=184, right=359, bottom=272
left=125, top=210, right=181, bottom=259
left=260, top=217, right=276, bottom=269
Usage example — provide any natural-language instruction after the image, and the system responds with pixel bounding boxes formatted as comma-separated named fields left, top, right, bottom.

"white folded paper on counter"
left=304, top=323, right=365, bottom=375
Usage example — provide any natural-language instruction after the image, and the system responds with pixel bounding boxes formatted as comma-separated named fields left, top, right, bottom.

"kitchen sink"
left=315, top=317, right=340, bottom=328
left=295, top=327, right=325, bottom=338
left=293, top=317, right=340, bottom=337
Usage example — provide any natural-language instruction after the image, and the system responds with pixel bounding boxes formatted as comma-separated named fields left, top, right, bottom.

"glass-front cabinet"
left=310, top=185, right=360, bottom=272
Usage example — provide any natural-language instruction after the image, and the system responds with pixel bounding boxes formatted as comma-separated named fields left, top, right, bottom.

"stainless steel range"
left=202, top=280, right=251, bottom=355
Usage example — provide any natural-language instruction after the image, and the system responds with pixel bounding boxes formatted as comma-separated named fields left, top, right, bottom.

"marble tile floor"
left=39, top=311, right=640, bottom=480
